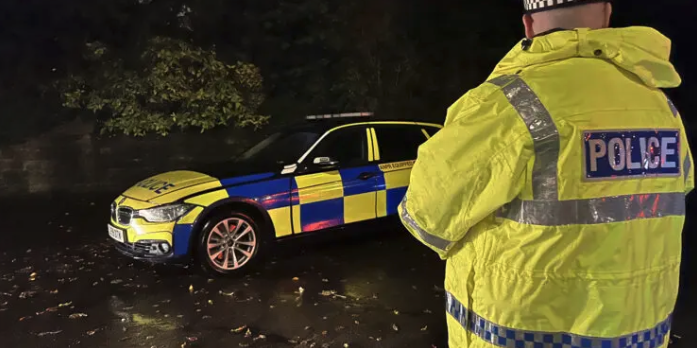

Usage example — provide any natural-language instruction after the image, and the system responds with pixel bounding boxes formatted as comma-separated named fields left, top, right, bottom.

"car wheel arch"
left=187, top=197, right=275, bottom=257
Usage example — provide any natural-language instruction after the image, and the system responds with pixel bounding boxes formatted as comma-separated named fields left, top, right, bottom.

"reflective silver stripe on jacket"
left=489, top=75, right=560, bottom=201
left=685, top=155, right=692, bottom=185
left=666, top=95, right=679, bottom=117
left=497, top=192, right=685, bottom=226
left=446, top=291, right=671, bottom=348
left=488, top=75, right=686, bottom=225
left=399, top=196, right=452, bottom=251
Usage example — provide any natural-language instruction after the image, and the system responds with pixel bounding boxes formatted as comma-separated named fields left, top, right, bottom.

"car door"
left=292, top=125, right=378, bottom=233
left=371, top=124, right=432, bottom=217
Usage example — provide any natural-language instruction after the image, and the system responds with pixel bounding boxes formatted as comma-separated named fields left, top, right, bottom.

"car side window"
left=374, top=125, right=428, bottom=162
left=310, top=126, right=368, bottom=167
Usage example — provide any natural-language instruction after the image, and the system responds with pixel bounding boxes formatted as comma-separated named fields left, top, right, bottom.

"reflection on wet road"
left=0, top=195, right=694, bottom=347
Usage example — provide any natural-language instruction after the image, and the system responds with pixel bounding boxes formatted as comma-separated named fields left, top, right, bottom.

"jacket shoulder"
left=445, top=75, right=524, bottom=128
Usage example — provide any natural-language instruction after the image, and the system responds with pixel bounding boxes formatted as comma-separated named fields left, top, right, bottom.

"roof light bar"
left=306, top=112, right=373, bottom=120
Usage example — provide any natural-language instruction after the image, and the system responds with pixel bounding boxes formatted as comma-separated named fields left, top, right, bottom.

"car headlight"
left=135, top=204, right=194, bottom=223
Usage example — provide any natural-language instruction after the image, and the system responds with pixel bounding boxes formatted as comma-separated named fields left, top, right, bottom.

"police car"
left=108, top=113, right=442, bottom=275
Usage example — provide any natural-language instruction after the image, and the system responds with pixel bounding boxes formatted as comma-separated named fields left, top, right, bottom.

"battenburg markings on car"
left=305, top=112, right=373, bottom=120
left=135, top=178, right=177, bottom=194
left=583, top=130, right=681, bottom=180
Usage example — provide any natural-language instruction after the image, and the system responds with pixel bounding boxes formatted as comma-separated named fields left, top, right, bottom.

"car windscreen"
left=235, top=130, right=321, bottom=165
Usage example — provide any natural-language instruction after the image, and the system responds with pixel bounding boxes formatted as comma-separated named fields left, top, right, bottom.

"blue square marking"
left=581, top=337, right=592, bottom=348
left=497, top=336, right=507, bottom=345
left=601, top=340, right=612, bottom=348
left=562, top=334, right=572, bottom=344
left=516, top=340, right=526, bottom=348
left=340, top=166, right=380, bottom=196
left=583, top=130, right=681, bottom=180
left=525, top=333, right=535, bottom=342
left=300, top=198, right=344, bottom=232
left=386, top=187, right=408, bottom=215
left=543, top=334, right=554, bottom=343
left=173, top=224, right=194, bottom=256
left=506, top=329, right=516, bottom=339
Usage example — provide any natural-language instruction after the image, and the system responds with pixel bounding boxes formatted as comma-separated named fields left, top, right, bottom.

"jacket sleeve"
left=398, top=89, right=531, bottom=259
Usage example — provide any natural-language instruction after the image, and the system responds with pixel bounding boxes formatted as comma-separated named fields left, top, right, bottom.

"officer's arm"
left=674, top=104, right=694, bottom=194
left=398, top=94, right=530, bottom=259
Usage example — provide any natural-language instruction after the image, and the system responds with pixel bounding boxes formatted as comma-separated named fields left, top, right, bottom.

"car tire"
left=197, top=211, right=264, bottom=276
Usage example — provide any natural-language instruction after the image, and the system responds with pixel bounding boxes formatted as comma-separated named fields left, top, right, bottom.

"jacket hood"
left=491, top=27, right=681, bottom=89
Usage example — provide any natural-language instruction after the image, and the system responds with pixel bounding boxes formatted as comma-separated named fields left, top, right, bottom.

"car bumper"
left=112, top=240, right=175, bottom=262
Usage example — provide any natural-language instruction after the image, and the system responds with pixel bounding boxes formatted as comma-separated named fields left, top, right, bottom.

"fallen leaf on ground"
left=322, top=278, right=329, bottom=282
left=189, top=285, right=194, bottom=293
left=231, top=325, right=247, bottom=333
left=50, top=289, right=59, bottom=294
left=19, top=316, right=32, bottom=321
left=292, top=277, right=299, bottom=281
left=392, top=324, right=399, bottom=332
left=86, top=329, right=98, bottom=336
left=19, top=291, right=37, bottom=299
left=187, top=337, right=198, bottom=342
left=58, top=301, right=73, bottom=308
left=344, top=344, right=350, bottom=348
left=110, top=279, right=123, bottom=284
left=208, top=300, right=213, bottom=305
left=219, top=291, right=235, bottom=297
left=244, top=328, right=252, bottom=338
left=37, top=330, right=62, bottom=337
left=254, top=334, right=266, bottom=341
left=393, top=310, right=399, bottom=315
left=421, top=325, right=428, bottom=331
left=298, top=287, right=305, bottom=295
left=69, top=313, right=88, bottom=319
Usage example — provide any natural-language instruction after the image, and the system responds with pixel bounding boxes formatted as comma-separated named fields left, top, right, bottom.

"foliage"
left=59, top=36, right=268, bottom=136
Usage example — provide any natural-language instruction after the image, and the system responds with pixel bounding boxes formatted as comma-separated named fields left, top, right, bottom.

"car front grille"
left=133, top=241, right=151, bottom=253
left=116, top=207, right=134, bottom=225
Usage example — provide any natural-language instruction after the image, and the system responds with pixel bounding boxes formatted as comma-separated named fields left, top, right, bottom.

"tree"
left=59, top=36, right=268, bottom=136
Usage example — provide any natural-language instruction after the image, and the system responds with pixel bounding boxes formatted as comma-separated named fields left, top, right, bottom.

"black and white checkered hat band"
left=524, top=0, right=608, bottom=13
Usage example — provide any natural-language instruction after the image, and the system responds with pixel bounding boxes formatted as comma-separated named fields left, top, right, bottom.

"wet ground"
left=0, top=194, right=694, bottom=348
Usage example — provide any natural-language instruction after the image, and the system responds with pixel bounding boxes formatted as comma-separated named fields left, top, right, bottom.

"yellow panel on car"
left=344, top=192, right=376, bottom=224
left=151, top=180, right=224, bottom=205
left=267, top=206, right=292, bottom=238
left=294, top=171, right=344, bottom=204
left=178, top=206, right=204, bottom=224
left=376, top=190, right=387, bottom=217
left=184, top=189, right=229, bottom=207
left=379, top=161, right=415, bottom=189
left=132, top=231, right=173, bottom=245
left=292, top=205, right=301, bottom=233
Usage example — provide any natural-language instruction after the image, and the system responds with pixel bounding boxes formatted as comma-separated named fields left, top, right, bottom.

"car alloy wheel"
left=206, top=217, right=257, bottom=271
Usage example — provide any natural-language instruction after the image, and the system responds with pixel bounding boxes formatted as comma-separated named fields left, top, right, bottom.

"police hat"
left=524, top=0, right=610, bottom=13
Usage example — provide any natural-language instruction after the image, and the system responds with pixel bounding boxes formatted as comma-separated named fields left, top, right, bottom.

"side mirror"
left=313, top=157, right=338, bottom=166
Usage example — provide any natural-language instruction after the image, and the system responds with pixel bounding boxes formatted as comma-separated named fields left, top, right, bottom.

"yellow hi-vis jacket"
left=400, top=27, right=694, bottom=348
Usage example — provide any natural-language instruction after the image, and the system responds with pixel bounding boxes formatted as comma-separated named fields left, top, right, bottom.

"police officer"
left=399, top=1, right=693, bottom=347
